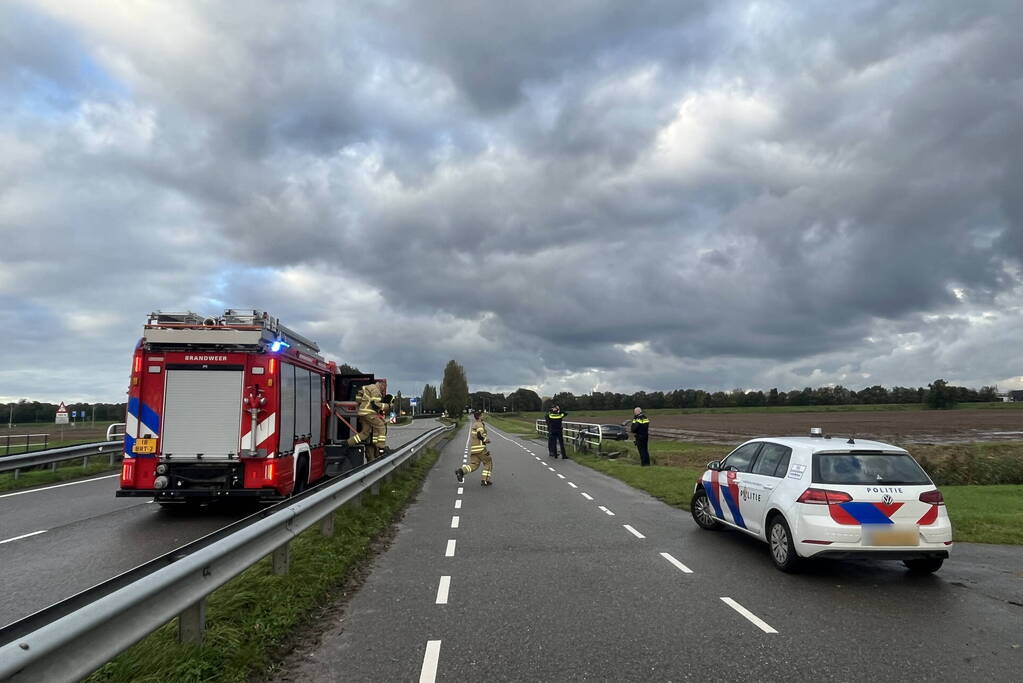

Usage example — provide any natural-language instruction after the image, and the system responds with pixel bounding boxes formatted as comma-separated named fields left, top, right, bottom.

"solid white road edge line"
left=623, top=524, right=646, bottom=539
left=0, top=473, right=120, bottom=499
left=660, top=552, right=694, bottom=574
left=436, top=576, right=451, bottom=604
left=420, top=640, right=442, bottom=683
left=580, top=492, right=594, bottom=500
left=720, top=597, right=778, bottom=633
left=454, top=499, right=462, bottom=509
left=0, top=529, right=48, bottom=545
left=451, top=516, right=460, bottom=529
left=445, top=539, right=456, bottom=557
left=599, top=506, right=615, bottom=516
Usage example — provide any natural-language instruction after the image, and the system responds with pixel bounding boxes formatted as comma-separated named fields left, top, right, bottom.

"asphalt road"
left=0, top=420, right=440, bottom=628
left=278, top=423, right=1023, bottom=682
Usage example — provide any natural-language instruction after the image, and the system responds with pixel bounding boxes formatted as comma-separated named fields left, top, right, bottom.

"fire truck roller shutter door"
left=279, top=364, right=296, bottom=452
left=311, top=374, right=323, bottom=446
left=162, top=368, right=245, bottom=460
left=295, top=368, right=312, bottom=440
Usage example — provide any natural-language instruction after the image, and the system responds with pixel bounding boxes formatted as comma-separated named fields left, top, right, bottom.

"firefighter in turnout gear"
left=546, top=404, right=567, bottom=459
left=346, top=381, right=392, bottom=461
left=456, top=411, right=493, bottom=486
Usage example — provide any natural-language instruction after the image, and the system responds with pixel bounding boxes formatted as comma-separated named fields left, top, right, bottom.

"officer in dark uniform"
left=546, top=404, right=567, bottom=459
left=631, top=407, right=650, bottom=466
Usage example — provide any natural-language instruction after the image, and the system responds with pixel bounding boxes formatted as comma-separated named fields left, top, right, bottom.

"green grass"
left=0, top=459, right=119, bottom=492
left=87, top=445, right=446, bottom=683
left=485, top=414, right=543, bottom=437
left=943, top=486, right=1023, bottom=545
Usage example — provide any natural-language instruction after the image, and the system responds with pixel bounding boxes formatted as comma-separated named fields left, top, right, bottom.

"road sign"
left=56, top=402, right=69, bottom=425
left=410, top=398, right=419, bottom=406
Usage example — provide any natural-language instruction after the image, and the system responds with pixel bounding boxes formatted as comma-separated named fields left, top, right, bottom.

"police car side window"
left=752, top=443, right=791, bottom=477
left=773, top=450, right=791, bottom=478
left=722, top=443, right=761, bottom=473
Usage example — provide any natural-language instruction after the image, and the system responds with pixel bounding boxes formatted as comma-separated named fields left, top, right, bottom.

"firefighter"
left=456, top=410, right=493, bottom=486
left=631, top=406, right=651, bottom=466
left=546, top=404, right=567, bottom=459
left=346, top=381, right=392, bottom=461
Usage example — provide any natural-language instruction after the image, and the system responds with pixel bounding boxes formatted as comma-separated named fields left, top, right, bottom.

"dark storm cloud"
left=2, top=0, right=1022, bottom=402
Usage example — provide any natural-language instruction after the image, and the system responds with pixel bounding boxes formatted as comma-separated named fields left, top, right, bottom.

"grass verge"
left=0, top=459, right=118, bottom=492
left=942, top=486, right=1023, bottom=545
left=86, top=445, right=444, bottom=683
left=485, top=414, right=542, bottom=437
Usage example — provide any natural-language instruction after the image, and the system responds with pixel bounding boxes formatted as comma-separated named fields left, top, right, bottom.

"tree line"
left=540, top=380, right=997, bottom=412
left=3, top=400, right=128, bottom=424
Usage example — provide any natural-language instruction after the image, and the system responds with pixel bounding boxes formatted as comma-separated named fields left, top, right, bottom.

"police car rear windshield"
left=812, top=452, right=931, bottom=485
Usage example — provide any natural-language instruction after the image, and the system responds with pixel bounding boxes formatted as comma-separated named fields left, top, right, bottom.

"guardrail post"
left=109, top=452, right=116, bottom=466
left=371, top=481, right=381, bottom=496
left=50, top=462, right=57, bottom=472
left=178, top=598, right=207, bottom=644
left=273, top=542, right=291, bottom=575
left=12, top=468, right=18, bottom=480
left=83, top=455, right=89, bottom=469
left=321, top=513, right=335, bottom=537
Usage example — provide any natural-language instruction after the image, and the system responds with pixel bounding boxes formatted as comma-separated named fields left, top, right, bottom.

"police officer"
left=456, top=411, right=493, bottom=486
left=346, top=381, right=392, bottom=461
left=546, top=404, right=567, bottom=459
left=631, top=406, right=651, bottom=466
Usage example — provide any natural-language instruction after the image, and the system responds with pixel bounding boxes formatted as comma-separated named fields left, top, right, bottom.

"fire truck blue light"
left=270, top=340, right=290, bottom=352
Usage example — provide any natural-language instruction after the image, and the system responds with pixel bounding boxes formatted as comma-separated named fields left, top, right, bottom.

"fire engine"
left=116, top=310, right=384, bottom=507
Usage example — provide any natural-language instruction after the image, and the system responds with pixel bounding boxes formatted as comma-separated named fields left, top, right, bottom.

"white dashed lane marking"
left=568, top=482, right=578, bottom=488
left=454, top=499, right=462, bottom=509
left=451, top=516, right=460, bottom=529
left=0, top=474, right=119, bottom=499
left=660, top=552, right=693, bottom=574
left=435, top=576, right=451, bottom=604
left=557, top=473, right=566, bottom=479
left=721, top=597, right=778, bottom=633
left=445, top=540, right=456, bottom=557
left=598, top=506, right=615, bottom=516
left=623, top=524, right=645, bottom=539
left=0, top=530, right=47, bottom=545
left=580, top=492, right=594, bottom=501
left=420, top=640, right=442, bottom=683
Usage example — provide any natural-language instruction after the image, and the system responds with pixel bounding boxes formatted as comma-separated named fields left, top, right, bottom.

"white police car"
left=691, top=429, right=953, bottom=573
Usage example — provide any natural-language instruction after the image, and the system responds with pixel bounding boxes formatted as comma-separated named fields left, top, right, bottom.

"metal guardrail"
left=536, top=419, right=603, bottom=450
left=1, top=434, right=49, bottom=456
left=0, top=440, right=124, bottom=477
left=106, top=423, right=126, bottom=440
left=0, top=421, right=454, bottom=682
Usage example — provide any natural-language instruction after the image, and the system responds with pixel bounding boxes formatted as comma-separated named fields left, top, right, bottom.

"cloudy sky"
left=2, top=0, right=1022, bottom=403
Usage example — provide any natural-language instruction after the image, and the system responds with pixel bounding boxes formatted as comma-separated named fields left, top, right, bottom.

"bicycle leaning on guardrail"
left=535, top=419, right=604, bottom=452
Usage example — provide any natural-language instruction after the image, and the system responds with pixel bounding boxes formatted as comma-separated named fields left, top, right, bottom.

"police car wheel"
left=903, top=557, right=944, bottom=574
left=768, top=516, right=801, bottom=573
left=691, top=489, right=722, bottom=530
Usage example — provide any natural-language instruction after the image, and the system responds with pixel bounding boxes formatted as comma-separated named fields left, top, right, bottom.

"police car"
left=691, top=429, right=952, bottom=573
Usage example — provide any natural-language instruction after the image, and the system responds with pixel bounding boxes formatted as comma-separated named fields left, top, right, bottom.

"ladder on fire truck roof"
left=145, top=309, right=321, bottom=355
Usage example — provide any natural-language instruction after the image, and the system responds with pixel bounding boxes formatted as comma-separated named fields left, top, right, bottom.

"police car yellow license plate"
left=865, top=526, right=919, bottom=546
left=133, top=438, right=157, bottom=454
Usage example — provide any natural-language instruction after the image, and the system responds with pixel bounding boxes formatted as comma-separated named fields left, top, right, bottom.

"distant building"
left=1009, top=390, right=1023, bottom=402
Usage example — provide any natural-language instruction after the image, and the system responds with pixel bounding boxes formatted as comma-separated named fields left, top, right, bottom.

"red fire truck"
left=117, top=310, right=383, bottom=507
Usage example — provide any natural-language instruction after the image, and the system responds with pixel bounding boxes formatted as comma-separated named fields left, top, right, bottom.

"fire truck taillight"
left=121, top=458, right=135, bottom=485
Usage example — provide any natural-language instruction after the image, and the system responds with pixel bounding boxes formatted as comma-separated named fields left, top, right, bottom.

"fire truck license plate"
left=133, top=438, right=157, bottom=454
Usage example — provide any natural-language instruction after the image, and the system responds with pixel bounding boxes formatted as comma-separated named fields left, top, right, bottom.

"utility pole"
left=7, top=404, right=12, bottom=429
